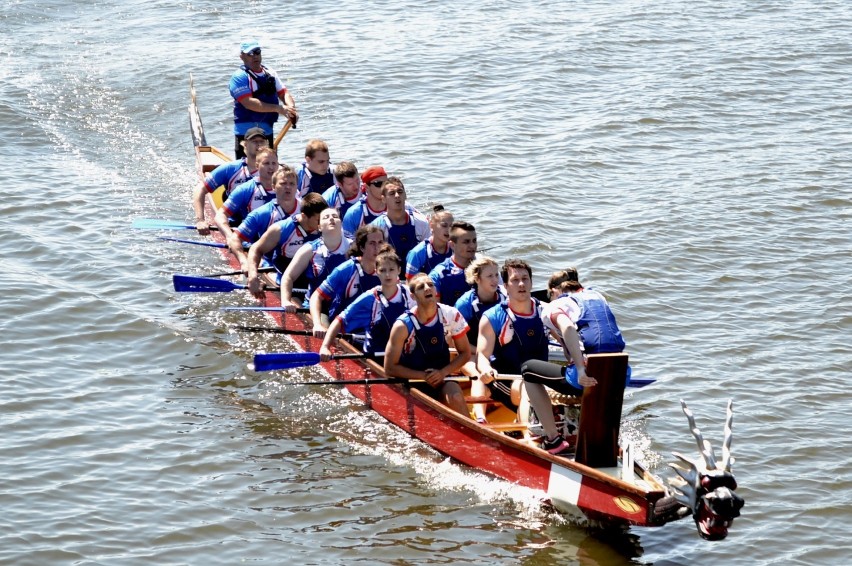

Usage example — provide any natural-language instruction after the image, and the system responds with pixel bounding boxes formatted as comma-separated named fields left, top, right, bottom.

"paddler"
left=212, top=146, right=279, bottom=244
left=192, top=127, right=269, bottom=235
left=296, top=139, right=335, bottom=197
left=428, top=221, right=478, bottom=306
left=321, top=161, right=363, bottom=219
left=308, top=226, right=386, bottom=336
left=230, top=40, right=297, bottom=159
left=279, top=207, right=351, bottom=311
left=227, top=164, right=299, bottom=272
left=342, top=166, right=388, bottom=238
left=384, top=274, right=471, bottom=416
left=475, top=259, right=574, bottom=454
left=368, top=177, right=431, bottom=262
left=245, top=193, right=327, bottom=297
left=318, top=247, right=415, bottom=359
left=404, top=205, right=454, bottom=280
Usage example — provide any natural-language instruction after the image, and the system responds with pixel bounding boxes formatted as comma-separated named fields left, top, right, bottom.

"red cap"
left=360, top=166, right=387, bottom=184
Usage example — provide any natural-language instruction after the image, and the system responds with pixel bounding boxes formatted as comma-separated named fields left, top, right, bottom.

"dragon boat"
left=176, top=76, right=743, bottom=540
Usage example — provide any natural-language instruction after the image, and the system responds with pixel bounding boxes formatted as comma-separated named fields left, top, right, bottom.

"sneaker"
left=542, top=435, right=574, bottom=455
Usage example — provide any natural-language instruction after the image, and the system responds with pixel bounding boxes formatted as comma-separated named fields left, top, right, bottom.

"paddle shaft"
left=278, top=376, right=471, bottom=386
left=203, top=266, right=276, bottom=278
left=273, top=120, right=294, bottom=150
left=236, top=325, right=363, bottom=341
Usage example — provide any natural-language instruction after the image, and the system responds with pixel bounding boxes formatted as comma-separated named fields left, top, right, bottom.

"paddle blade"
left=133, top=218, right=195, bottom=230
left=251, top=352, right=321, bottom=372
left=173, top=274, right=246, bottom=293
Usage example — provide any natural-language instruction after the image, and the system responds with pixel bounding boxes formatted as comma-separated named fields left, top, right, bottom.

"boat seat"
left=482, top=422, right=528, bottom=432
left=464, top=396, right=503, bottom=405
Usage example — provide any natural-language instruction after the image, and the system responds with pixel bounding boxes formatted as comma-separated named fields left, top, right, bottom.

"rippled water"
left=1, top=0, right=850, bottom=564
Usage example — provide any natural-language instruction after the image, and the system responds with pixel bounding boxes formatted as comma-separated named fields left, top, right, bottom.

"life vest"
left=364, top=284, right=411, bottom=355
left=458, top=288, right=504, bottom=345
left=398, top=309, right=450, bottom=370
left=328, top=259, right=380, bottom=320
left=566, top=289, right=626, bottom=353
left=305, top=239, right=350, bottom=298
left=387, top=214, right=418, bottom=261
left=233, top=66, right=280, bottom=127
left=488, top=299, right=549, bottom=374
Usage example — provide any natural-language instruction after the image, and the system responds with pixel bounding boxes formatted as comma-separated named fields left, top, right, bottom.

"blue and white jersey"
left=304, top=237, right=352, bottom=299
left=405, top=238, right=452, bottom=280
left=221, top=178, right=275, bottom=224
left=322, top=185, right=362, bottom=219
left=338, top=284, right=415, bottom=355
left=315, top=258, right=380, bottom=320
left=234, top=200, right=300, bottom=244
left=369, top=211, right=431, bottom=264
left=396, top=305, right=469, bottom=370
left=296, top=162, right=336, bottom=198
left=482, top=299, right=549, bottom=374
left=202, top=158, right=255, bottom=197
left=454, top=286, right=506, bottom=346
left=542, top=289, right=625, bottom=354
left=230, top=65, right=286, bottom=135
left=428, top=257, right=473, bottom=307
left=270, top=215, right=320, bottom=272
left=342, top=197, right=382, bottom=239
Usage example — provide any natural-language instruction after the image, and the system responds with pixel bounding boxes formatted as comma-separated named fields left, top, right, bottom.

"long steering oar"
left=173, top=274, right=280, bottom=293
left=251, top=351, right=367, bottom=372
left=273, top=119, right=294, bottom=150
left=236, top=325, right=364, bottom=341
left=134, top=218, right=220, bottom=231
left=160, top=236, right=227, bottom=249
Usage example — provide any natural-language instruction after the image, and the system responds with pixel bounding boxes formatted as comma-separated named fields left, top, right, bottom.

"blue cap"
left=240, top=40, right=261, bottom=54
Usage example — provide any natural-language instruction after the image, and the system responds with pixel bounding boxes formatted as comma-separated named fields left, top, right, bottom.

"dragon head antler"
left=667, top=399, right=744, bottom=540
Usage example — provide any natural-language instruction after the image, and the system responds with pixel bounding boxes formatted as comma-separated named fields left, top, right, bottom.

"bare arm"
left=383, top=321, right=426, bottom=381
left=192, top=183, right=211, bottom=235
left=319, top=317, right=344, bottom=361
left=213, top=206, right=235, bottom=242
left=246, top=224, right=281, bottom=298
left=308, top=290, right=328, bottom=336
left=226, top=231, right=249, bottom=272
left=558, top=318, right=596, bottom=387
left=475, top=317, right=498, bottom=384
left=280, top=243, right=311, bottom=310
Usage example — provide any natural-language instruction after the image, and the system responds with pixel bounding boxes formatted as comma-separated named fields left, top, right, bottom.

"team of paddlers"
left=193, top=41, right=628, bottom=455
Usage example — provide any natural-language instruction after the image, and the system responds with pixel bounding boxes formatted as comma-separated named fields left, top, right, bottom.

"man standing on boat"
left=230, top=40, right=298, bottom=159
left=192, top=127, right=269, bottom=234
left=384, top=274, right=471, bottom=416
left=428, top=221, right=478, bottom=306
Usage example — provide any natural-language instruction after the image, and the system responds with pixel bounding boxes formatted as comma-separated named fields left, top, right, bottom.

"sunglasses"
left=246, top=48, right=261, bottom=56
left=367, top=180, right=385, bottom=187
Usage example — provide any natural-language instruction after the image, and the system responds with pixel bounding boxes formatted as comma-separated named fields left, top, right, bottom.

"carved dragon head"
left=667, top=399, right=744, bottom=540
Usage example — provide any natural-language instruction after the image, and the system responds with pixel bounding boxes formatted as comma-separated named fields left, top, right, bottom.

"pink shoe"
left=542, top=435, right=574, bottom=455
